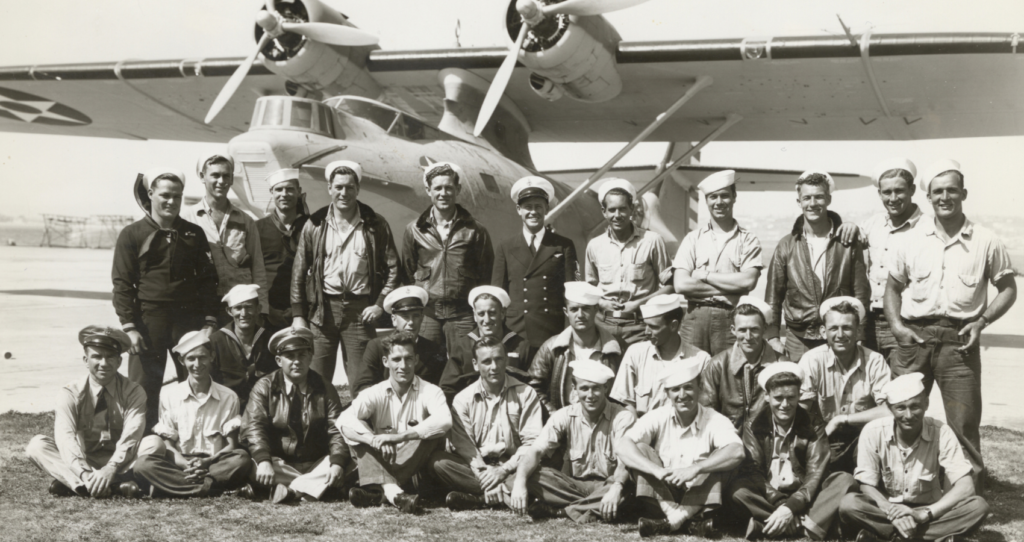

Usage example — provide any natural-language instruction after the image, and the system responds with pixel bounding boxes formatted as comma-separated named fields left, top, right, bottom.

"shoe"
left=271, top=483, right=294, bottom=505
left=638, top=518, right=673, bottom=538
left=235, top=483, right=256, bottom=501
left=527, top=501, right=568, bottom=520
left=48, top=480, right=76, bottom=497
left=856, top=529, right=880, bottom=542
left=687, top=517, right=716, bottom=538
left=745, top=518, right=764, bottom=540
left=393, top=492, right=422, bottom=514
left=118, top=481, right=142, bottom=499
left=446, top=491, right=487, bottom=511
left=349, top=486, right=385, bottom=508
left=936, top=536, right=956, bottom=542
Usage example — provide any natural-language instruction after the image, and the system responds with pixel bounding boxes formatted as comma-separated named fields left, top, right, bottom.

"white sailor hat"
left=640, top=294, right=682, bottom=319
left=819, top=296, right=866, bottom=323
left=383, top=285, right=429, bottom=314
left=595, top=178, right=637, bottom=205
left=660, top=357, right=704, bottom=389
left=221, top=284, right=260, bottom=308
left=196, top=150, right=235, bottom=177
left=564, top=281, right=603, bottom=306
left=883, top=372, right=926, bottom=404
left=469, top=286, right=511, bottom=309
left=737, top=295, right=772, bottom=324
left=757, top=361, right=804, bottom=390
left=917, top=159, right=962, bottom=193
left=568, top=359, right=615, bottom=385
left=511, top=176, right=556, bottom=204
left=143, top=167, right=186, bottom=190
left=796, top=170, right=836, bottom=193
left=172, top=330, right=211, bottom=357
left=268, top=327, right=315, bottom=355
left=423, top=161, right=466, bottom=187
left=698, top=170, right=736, bottom=196
left=266, top=168, right=301, bottom=190
left=872, top=158, right=917, bottom=187
left=325, top=160, right=363, bottom=184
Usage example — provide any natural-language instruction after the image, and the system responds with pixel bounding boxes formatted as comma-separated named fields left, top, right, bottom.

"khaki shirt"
left=585, top=226, right=669, bottom=303
left=889, top=217, right=1013, bottom=320
left=533, top=401, right=636, bottom=480
left=450, top=376, right=543, bottom=470
left=798, top=344, right=889, bottom=422
left=855, top=416, right=973, bottom=505
left=54, top=374, right=146, bottom=478
left=611, top=340, right=711, bottom=415
left=858, top=207, right=924, bottom=309
left=338, top=377, right=451, bottom=444
left=673, top=221, right=763, bottom=306
left=625, top=404, right=741, bottom=470
left=323, top=205, right=369, bottom=296
left=153, top=380, right=241, bottom=456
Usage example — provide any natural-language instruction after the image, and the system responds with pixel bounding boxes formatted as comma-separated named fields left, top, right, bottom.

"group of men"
left=25, top=152, right=1015, bottom=541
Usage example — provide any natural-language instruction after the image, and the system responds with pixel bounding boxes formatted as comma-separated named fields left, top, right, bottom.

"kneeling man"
left=729, top=362, right=857, bottom=540
left=617, top=358, right=745, bottom=537
left=26, top=326, right=146, bottom=498
left=839, top=373, right=989, bottom=542
left=512, top=359, right=636, bottom=523
left=134, top=331, right=252, bottom=497
left=338, top=331, right=453, bottom=514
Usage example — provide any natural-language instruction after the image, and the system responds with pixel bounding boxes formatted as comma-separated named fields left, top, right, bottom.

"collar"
left=650, top=339, right=685, bottom=361
left=472, top=374, right=514, bottom=401
left=884, top=416, right=935, bottom=445
left=143, top=214, right=186, bottom=233
left=671, top=404, right=707, bottom=433
left=772, top=417, right=794, bottom=439
left=605, top=224, right=643, bottom=245
left=567, top=400, right=614, bottom=423
left=825, top=345, right=863, bottom=374
left=523, top=225, right=546, bottom=246
left=270, top=206, right=305, bottom=234
left=220, top=325, right=265, bottom=348
left=417, top=204, right=469, bottom=231
left=552, top=326, right=622, bottom=355
left=884, top=205, right=923, bottom=231
left=385, top=375, right=420, bottom=397
left=923, top=216, right=974, bottom=243
left=329, top=203, right=363, bottom=231
left=195, top=196, right=240, bottom=221
left=701, top=219, right=742, bottom=239
left=468, top=328, right=518, bottom=344
left=86, top=375, right=109, bottom=401
left=728, top=340, right=777, bottom=376
left=792, top=210, right=842, bottom=239
left=184, top=378, right=222, bottom=406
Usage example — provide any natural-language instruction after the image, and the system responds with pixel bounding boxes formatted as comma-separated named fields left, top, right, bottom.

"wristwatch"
left=923, top=508, right=934, bottom=522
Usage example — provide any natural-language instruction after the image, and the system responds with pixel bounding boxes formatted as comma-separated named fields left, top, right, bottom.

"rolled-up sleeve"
left=865, top=351, right=892, bottom=405
left=533, top=411, right=567, bottom=458
left=853, top=424, right=883, bottom=486
left=937, top=423, right=973, bottom=485
left=739, top=232, right=764, bottom=270
left=624, top=410, right=662, bottom=447
left=987, top=236, right=1014, bottom=284
left=610, top=349, right=639, bottom=406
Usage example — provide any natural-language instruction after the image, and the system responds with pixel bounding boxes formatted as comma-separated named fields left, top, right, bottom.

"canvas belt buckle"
left=612, top=310, right=623, bottom=318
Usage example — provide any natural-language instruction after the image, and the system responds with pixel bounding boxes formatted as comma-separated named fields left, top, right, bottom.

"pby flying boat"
left=0, top=0, right=1020, bottom=251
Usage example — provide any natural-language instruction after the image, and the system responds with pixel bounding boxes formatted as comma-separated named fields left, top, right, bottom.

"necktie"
left=95, top=388, right=112, bottom=442
left=289, top=390, right=305, bottom=449
left=529, top=234, right=537, bottom=255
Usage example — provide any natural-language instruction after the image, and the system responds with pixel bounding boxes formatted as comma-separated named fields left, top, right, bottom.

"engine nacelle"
left=508, top=7, right=623, bottom=103
left=257, top=0, right=381, bottom=100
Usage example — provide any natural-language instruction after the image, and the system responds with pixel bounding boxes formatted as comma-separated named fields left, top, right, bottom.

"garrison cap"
left=757, top=361, right=804, bottom=390
left=384, top=285, right=429, bottom=314
left=423, top=161, right=466, bottom=187
left=796, top=170, right=835, bottom=193
left=143, top=167, right=186, bottom=190
left=640, top=294, right=682, bottom=319
left=883, top=372, right=926, bottom=404
left=79, top=325, right=131, bottom=355
left=511, top=176, right=556, bottom=204
left=222, top=284, right=260, bottom=308
left=172, top=330, right=211, bottom=357
left=269, top=327, right=315, bottom=355
left=819, top=296, right=866, bottom=323
left=872, top=158, right=917, bottom=187
left=325, top=160, right=363, bottom=184
left=698, top=170, right=736, bottom=196
left=595, top=178, right=637, bottom=206
left=469, top=286, right=511, bottom=309
left=196, top=150, right=234, bottom=177
left=266, top=168, right=301, bottom=190
left=917, top=159, right=962, bottom=193
left=660, top=357, right=704, bottom=389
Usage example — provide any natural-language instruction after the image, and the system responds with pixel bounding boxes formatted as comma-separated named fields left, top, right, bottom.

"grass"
left=2, top=410, right=1022, bottom=542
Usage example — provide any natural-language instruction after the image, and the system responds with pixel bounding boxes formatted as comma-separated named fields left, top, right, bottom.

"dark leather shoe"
left=446, top=491, right=486, bottom=511
left=687, top=516, right=716, bottom=538
left=349, top=486, right=384, bottom=508
left=639, top=518, right=673, bottom=538
left=745, top=518, right=764, bottom=540
left=48, top=480, right=76, bottom=497
left=271, top=483, right=294, bottom=504
left=118, top=481, right=141, bottom=499
left=393, top=492, right=422, bottom=514
left=527, top=501, right=568, bottom=520
left=856, top=529, right=880, bottom=542
left=235, top=483, right=256, bottom=501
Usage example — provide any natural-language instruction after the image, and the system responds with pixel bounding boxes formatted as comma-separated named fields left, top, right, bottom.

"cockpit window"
left=330, top=98, right=396, bottom=131
left=327, top=97, right=455, bottom=142
left=250, top=97, right=335, bottom=138
left=391, top=114, right=454, bottom=142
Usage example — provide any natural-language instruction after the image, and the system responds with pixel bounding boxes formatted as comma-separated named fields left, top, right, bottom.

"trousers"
left=629, top=443, right=724, bottom=531
left=419, top=313, right=475, bottom=356
left=783, top=328, right=827, bottom=362
left=838, top=493, right=988, bottom=540
left=132, top=435, right=251, bottom=497
left=892, top=321, right=984, bottom=480
left=595, top=312, right=646, bottom=346
left=352, top=438, right=439, bottom=487
left=680, top=306, right=735, bottom=357
left=729, top=471, right=858, bottom=540
left=137, top=303, right=204, bottom=430
left=250, top=455, right=345, bottom=500
left=311, top=294, right=375, bottom=385
left=25, top=435, right=133, bottom=495
left=864, top=311, right=897, bottom=363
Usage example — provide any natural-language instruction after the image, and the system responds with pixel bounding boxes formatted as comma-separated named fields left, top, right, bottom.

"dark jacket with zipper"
left=290, top=201, right=400, bottom=326
left=402, top=204, right=494, bottom=320
left=765, top=211, right=869, bottom=341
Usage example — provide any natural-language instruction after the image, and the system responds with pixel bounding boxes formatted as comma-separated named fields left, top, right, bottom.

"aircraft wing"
left=542, top=164, right=872, bottom=191
left=0, top=32, right=1019, bottom=142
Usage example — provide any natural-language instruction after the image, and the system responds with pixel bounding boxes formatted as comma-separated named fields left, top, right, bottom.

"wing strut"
left=545, top=75, right=713, bottom=222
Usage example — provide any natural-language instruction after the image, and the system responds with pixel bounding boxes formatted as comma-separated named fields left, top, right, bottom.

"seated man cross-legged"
left=134, top=331, right=253, bottom=498
left=729, top=362, right=857, bottom=540
left=511, top=359, right=637, bottom=523
left=338, top=331, right=453, bottom=514
left=839, top=373, right=989, bottom=542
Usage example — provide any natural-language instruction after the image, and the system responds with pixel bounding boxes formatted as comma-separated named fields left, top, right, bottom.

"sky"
left=0, top=0, right=1021, bottom=219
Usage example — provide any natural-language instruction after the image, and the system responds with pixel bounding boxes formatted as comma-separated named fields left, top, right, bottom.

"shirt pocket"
left=908, top=269, right=932, bottom=302
left=636, top=389, right=652, bottom=414
left=914, top=469, right=940, bottom=501
left=631, top=262, right=651, bottom=284
left=950, top=272, right=982, bottom=313
left=597, top=265, right=617, bottom=285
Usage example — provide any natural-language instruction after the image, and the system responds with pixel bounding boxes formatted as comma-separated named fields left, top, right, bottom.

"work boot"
left=527, top=501, right=568, bottom=520
left=349, top=486, right=385, bottom=508
left=118, top=481, right=142, bottom=499
left=745, top=518, right=764, bottom=540
left=687, top=516, right=716, bottom=537
left=393, top=492, right=422, bottom=514
left=271, top=483, right=295, bottom=504
left=638, top=518, right=673, bottom=538
left=235, top=483, right=256, bottom=501
left=855, top=529, right=880, bottom=542
left=445, top=491, right=487, bottom=511
left=48, top=480, right=76, bottom=497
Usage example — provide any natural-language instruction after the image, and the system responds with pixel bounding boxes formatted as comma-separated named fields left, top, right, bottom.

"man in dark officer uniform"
left=492, top=176, right=578, bottom=348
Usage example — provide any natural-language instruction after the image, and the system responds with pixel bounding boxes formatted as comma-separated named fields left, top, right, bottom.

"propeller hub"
left=516, top=0, right=545, bottom=26
left=256, top=10, right=285, bottom=38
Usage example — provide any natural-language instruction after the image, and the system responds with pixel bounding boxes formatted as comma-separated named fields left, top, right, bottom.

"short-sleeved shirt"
left=585, top=226, right=669, bottom=304
left=323, top=205, right=369, bottom=296
left=611, top=340, right=712, bottom=415
left=858, top=207, right=924, bottom=309
left=798, top=344, right=889, bottom=422
left=673, top=221, right=763, bottom=306
left=153, top=380, right=241, bottom=456
left=337, top=376, right=451, bottom=444
left=625, top=404, right=741, bottom=470
left=889, top=217, right=1013, bottom=320
left=533, top=401, right=636, bottom=480
left=451, top=376, right=543, bottom=467
left=855, top=416, right=974, bottom=505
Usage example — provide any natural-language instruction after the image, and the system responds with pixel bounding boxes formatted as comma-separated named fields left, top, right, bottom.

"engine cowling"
left=256, top=0, right=381, bottom=100
left=506, top=2, right=623, bottom=103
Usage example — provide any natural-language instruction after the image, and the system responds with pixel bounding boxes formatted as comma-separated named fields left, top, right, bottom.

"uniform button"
left=544, top=298, right=547, bottom=301
left=524, top=288, right=528, bottom=292
left=543, top=276, right=547, bottom=279
left=524, top=310, right=529, bottom=314
left=544, top=309, right=548, bottom=312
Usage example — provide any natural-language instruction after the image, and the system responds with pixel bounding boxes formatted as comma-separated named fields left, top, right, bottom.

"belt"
left=870, top=308, right=886, bottom=319
left=324, top=292, right=370, bottom=302
left=601, top=310, right=641, bottom=322
left=689, top=299, right=733, bottom=311
left=906, top=316, right=971, bottom=329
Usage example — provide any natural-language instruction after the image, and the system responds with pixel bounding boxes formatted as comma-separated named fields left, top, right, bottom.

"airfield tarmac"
left=2, top=245, right=1023, bottom=430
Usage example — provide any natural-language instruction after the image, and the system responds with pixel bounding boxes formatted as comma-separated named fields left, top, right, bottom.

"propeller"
left=472, top=0, right=652, bottom=136
left=204, top=2, right=379, bottom=125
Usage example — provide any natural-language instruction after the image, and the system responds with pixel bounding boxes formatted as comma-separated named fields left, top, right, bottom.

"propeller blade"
left=280, top=22, right=379, bottom=46
left=474, top=24, right=529, bottom=137
left=205, top=33, right=272, bottom=125
left=540, top=0, right=652, bottom=16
